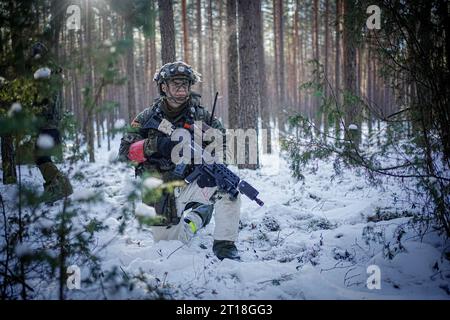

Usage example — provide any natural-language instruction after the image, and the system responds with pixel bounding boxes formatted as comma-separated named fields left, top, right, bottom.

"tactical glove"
left=156, top=136, right=177, bottom=159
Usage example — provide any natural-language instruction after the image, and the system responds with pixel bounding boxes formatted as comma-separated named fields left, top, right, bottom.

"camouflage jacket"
left=29, top=59, right=64, bottom=130
left=0, top=60, right=63, bottom=130
left=118, top=93, right=225, bottom=182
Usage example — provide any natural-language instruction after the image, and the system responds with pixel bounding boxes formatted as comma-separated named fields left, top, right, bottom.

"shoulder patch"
left=131, top=120, right=140, bottom=128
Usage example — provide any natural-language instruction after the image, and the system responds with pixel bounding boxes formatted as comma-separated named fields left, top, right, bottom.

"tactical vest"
left=150, top=93, right=209, bottom=127
left=139, top=94, right=211, bottom=226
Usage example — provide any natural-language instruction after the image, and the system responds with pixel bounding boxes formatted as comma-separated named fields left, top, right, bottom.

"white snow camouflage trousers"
left=151, top=181, right=241, bottom=243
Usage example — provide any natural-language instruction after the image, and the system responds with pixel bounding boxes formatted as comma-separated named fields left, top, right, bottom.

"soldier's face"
left=162, top=78, right=191, bottom=107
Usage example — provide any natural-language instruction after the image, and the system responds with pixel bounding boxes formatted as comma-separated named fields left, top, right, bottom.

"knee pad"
left=184, top=202, right=214, bottom=227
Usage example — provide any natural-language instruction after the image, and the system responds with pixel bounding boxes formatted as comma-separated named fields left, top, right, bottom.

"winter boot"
left=38, top=162, right=73, bottom=204
left=213, top=240, right=240, bottom=261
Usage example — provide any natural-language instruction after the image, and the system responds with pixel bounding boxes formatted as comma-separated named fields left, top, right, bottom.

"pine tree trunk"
left=313, top=0, right=319, bottom=62
left=276, top=0, right=285, bottom=109
left=237, top=0, right=260, bottom=170
left=136, top=32, right=144, bottom=111
left=182, top=0, right=190, bottom=63
left=293, top=1, right=299, bottom=109
left=367, top=45, right=373, bottom=135
left=218, top=0, right=226, bottom=123
left=312, top=0, right=319, bottom=111
left=274, top=0, right=285, bottom=132
left=335, top=0, right=342, bottom=113
left=196, top=0, right=203, bottom=94
left=357, top=47, right=362, bottom=97
left=125, top=19, right=136, bottom=122
left=1, top=135, right=17, bottom=184
left=158, top=0, right=176, bottom=64
left=149, top=0, right=157, bottom=100
left=324, top=0, right=330, bottom=97
left=272, top=0, right=280, bottom=108
left=49, top=0, right=64, bottom=60
left=298, top=0, right=304, bottom=113
left=226, top=0, right=239, bottom=130
left=207, top=0, right=216, bottom=105
left=85, top=0, right=95, bottom=162
left=256, top=0, right=271, bottom=154
left=144, top=36, right=150, bottom=107
left=343, top=0, right=360, bottom=148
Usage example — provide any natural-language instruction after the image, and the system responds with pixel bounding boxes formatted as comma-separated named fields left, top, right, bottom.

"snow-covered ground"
left=1, top=133, right=449, bottom=300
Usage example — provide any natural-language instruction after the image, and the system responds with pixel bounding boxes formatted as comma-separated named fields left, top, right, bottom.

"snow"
left=71, top=188, right=99, bottom=201
left=1, top=130, right=449, bottom=300
left=36, top=134, right=55, bottom=149
left=33, top=67, right=51, bottom=79
left=37, top=218, right=55, bottom=230
left=15, top=243, right=33, bottom=258
left=8, top=102, right=22, bottom=117
left=114, top=118, right=126, bottom=129
left=135, top=202, right=156, bottom=217
left=348, top=124, right=358, bottom=130
left=107, top=150, right=119, bottom=163
left=143, top=177, right=163, bottom=190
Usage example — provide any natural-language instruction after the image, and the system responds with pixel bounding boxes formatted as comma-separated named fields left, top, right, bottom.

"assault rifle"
left=142, top=113, right=264, bottom=207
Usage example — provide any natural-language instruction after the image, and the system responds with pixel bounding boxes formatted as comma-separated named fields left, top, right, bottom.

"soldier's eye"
left=170, top=80, right=189, bottom=88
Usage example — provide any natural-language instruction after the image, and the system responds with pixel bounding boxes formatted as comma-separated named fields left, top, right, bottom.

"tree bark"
left=335, top=0, right=342, bottom=109
left=293, top=0, right=299, bottom=109
left=343, top=0, right=360, bottom=147
left=256, top=0, right=271, bottom=153
left=181, top=0, right=190, bottom=64
left=207, top=0, right=217, bottom=105
left=218, top=0, right=226, bottom=123
left=149, top=0, right=157, bottom=99
left=1, top=135, right=17, bottom=184
left=226, top=0, right=239, bottom=130
left=312, top=0, right=319, bottom=111
left=196, top=0, right=203, bottom=94
left=313, top=0, right=319, bottom=62
left=158, top=0, right=176, bottom=64
left=85, top=0, right=95, bottom=162
left=237, top=0, right=260, bottom=169
left=276, top=0, right=285, bottom=108
left=324, top=0, right=330, bottom=97
left=272, top=0, right=280, bottom=107
left=125, top=19, right=136, bottom=123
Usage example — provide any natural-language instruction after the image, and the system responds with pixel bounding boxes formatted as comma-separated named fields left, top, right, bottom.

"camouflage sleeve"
left=118, top=108, right=160, bottom=162
left=118, top=131, right=143, bottom=162
left=131, top=108, right=150, bottom=128
left=143, top=129, right=160, bottom=158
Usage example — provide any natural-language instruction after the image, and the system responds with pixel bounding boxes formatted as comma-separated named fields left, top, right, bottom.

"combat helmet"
left=154, top=61, right=200, bottom=97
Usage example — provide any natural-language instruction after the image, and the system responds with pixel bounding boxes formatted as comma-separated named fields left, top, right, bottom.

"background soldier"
left=29, top=42, right=73, bottom=203
left=119, top=61, right=241, bottom=261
